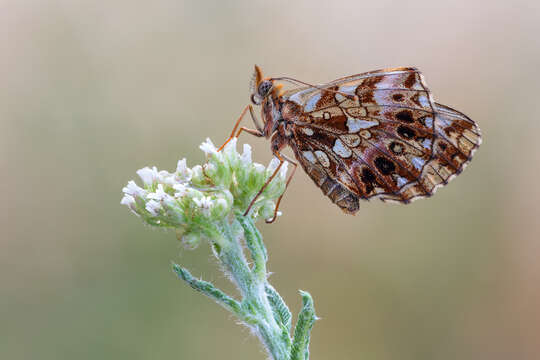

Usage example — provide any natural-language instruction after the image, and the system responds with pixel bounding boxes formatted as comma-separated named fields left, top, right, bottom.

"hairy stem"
left=220, top=215, right=289, bottom=359
left=173, top=214, right=316, bottom=360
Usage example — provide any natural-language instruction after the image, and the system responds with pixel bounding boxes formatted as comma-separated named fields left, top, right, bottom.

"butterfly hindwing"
left=282, top=68, right=481, bottom=211
left=288, top=127, right=361, bottom=213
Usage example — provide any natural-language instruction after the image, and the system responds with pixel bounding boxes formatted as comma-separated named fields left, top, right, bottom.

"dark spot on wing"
left=397, top=125, right=415, bottom=139
left=389, top=142, right=404, bottom=154
left=404, top=72, right=417, bottom=88
left=374, top=157, right=396, bottom=175
left=361, top=168, right=376, bottom=183
left=396, top=110, right=414, bottom=123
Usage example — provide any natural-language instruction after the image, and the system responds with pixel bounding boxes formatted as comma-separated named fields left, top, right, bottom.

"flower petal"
left=137, top=166, right=159, bottom=185
left=122, top=180, right=147, bottom=198
left=199, top=138, right=218, bottom=155
left=145, top=200, right=162, bottom=216
left=241, top=144, right=252, bottom=165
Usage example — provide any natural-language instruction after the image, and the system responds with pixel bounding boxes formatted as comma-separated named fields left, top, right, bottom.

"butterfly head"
left=250, top=65, right=275, bottom=105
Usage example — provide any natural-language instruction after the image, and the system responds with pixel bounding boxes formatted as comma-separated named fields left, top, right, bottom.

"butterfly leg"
left=236, top=126, right=263, bottom=138
left=243, top=151, right=297, bottom=224
left=265, top=153, right=297, bottom=224
left=218, top=105, right=263, bottom=151
left=243, top=157, right=284, bottom=217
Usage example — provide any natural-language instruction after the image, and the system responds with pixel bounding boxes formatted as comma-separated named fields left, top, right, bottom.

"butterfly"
left=219, top=65, right=481, bottom=223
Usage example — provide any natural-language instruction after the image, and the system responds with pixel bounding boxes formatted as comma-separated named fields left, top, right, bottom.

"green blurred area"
left=2, top=1, right=539, bottom=359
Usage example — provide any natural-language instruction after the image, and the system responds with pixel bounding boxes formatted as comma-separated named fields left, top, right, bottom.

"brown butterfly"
left=219, top=65, right=481, bottom=223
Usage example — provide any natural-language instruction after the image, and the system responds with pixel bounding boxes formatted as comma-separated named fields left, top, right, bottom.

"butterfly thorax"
left=263, top=91, right=311, bottom=154
left=261, top=92, right=284, bottom=138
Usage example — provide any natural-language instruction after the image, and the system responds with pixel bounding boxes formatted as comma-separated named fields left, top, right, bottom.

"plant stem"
left=218, top=214, right=290, bottom=359
left=173, top=213, right=316, bottom=360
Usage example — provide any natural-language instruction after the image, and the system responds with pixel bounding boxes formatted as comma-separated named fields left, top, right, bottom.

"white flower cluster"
left=120, top=159, right=193, bottom=217
left=121, top=138, right=288, bottom=245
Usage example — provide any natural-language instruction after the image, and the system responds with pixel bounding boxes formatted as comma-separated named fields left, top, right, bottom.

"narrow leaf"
left=290, top=291, right=317, bottom=360
left=172, top=263, right=243, bottom=316
left=238, top=215, right=267, bottom=279
left=265, top=283, right=292, bottom=331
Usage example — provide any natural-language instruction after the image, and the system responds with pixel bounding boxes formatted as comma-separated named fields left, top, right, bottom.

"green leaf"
left=238, top=215, right=267, bottom=279
left=265, top=284, right=292, bottom=331
left=290, top=291, right=317, bottom=360
left=172, top=263, right=243, bottom=317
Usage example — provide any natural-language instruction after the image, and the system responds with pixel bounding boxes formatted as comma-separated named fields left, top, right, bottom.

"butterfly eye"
left=251, top=93, right=262, bottom=105
left=257, top=80, right=273, bottom=97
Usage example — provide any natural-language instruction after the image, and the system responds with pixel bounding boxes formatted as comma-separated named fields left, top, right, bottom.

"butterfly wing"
left=282, top=67, right=481, bottom=211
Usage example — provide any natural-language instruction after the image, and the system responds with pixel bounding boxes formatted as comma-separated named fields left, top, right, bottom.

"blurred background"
left=2, top=1, right=539, bottom=359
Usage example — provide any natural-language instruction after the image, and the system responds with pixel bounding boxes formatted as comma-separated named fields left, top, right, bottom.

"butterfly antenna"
left=270, top=76, right=358, bottom=101
left=249, top=70, right=257, bottom=94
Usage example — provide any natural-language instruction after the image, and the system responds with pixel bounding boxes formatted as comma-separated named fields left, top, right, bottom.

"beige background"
left=2, top=1, right=540, bottom=359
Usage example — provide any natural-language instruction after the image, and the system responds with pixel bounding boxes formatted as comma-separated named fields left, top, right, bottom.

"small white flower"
left=120, top=193, right=137, bottom=212
left=279, top=161, right=289, bottom=180
left=211, top=197, right=229, bottom=216
left=158, top=170, right=172, bottom=177
left=204, top=163, right=216, bottom=174
left=216, top=198, right=228, bottom=208
left=121, top=194, right=135, bottom=206
left=137, top=166, right=159, bottom=185
left=176, top=158, right=188, bottom=173
left=266, top=158, right=288, bottom=179
left=193, top=196, right=213, bottom=215
left=191, top=165, right=203, bottom=180
left=122, top=180, right=147, bottom=198
left=241, top=144, right=252, bottom=165
left=267, top=157, right=280, bottom=173
left=145, top=200, right=162, bottom=216
left=253, top=163, right=265, bottom=173
left=121, top=194, right=140, bottom=216
left=147, top=184, right=173, bottom=202
left=173, top=183, right=188, bottom=198
left=214, top=198, right=232, bottom=211
left=157, top=170, right=176, bottom=186
left=200, top=138, right=218, bottom=155
left=223, top=137, right=238, bottom=155
left=186, top=187, right=203, bottom=199
left=176, top=159, right=193, bottom=181
left=162, top=175, right=177, bottom=186
left=193, top=196, right=213, bottom=208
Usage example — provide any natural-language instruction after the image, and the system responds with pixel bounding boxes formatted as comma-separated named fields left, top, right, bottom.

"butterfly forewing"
left=283, top=67, right=481, bottom=210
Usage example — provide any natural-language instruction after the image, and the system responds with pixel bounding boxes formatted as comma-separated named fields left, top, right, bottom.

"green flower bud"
left=181, top=231, right=200, bottom=250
